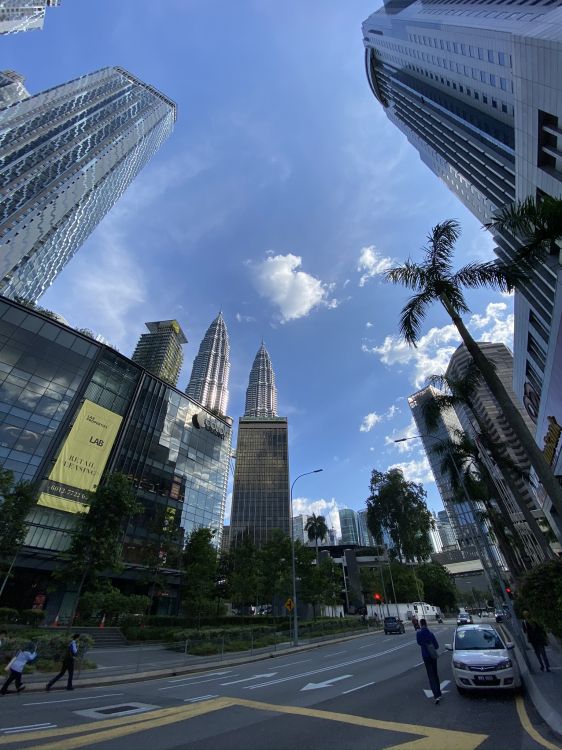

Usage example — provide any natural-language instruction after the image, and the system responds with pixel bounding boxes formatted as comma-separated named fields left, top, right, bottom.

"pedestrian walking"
left=46, top=633, right=81, bottom=691
left=0, top=643, right=37, bottom=695
left=416, top=618, right=442, bottom=704
left=523, top=612, right=551, bottom=672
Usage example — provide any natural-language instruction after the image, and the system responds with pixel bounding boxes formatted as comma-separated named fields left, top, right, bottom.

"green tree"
left=182, top=528, right=218, bottom=620
left=304, top=514, right=329, bottom=562
left=79, top=584, right=150, bottom=625
left=366, top=468, right=433, bottom=562
left=58, top=473, right=138, bottom=629
left=381, top=562, right=420, bottom=602
left=415, top=563, right=457, bottom=611
left=258, top=530, right=293, bottom=608
left=359, top=567, right=381, bottom=605
left=385, top=219, right=562, bottom=534
left=0, top=468, right=37, bottom=600
left=228, top=535, right=262, bottom=612
left=517, top=559, right=562, bottom=639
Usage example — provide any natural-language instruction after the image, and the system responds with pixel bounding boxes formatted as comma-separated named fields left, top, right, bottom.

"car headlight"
left=496, top=659, right=512, bottom=670
left=453, top=660, right=468, bottom=670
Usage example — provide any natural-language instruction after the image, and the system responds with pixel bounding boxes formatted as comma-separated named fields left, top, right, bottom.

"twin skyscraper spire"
left=132, top=311, right=277, bottom=418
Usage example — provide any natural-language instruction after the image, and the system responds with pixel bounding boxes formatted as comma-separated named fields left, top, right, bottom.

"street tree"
left=381, top=562, right=420, bottom=603
left=58, top=473, right=138, bottom=628
left=182, top=527, right=218, bottom=620
left=258, top=530, right=293, bottom=609
left=415, top=563, right=457, bottom=611
left=304, top=514, right=328, bottom=562
left=228, top=535, right=262, bottom=613
left=385, top=219, right=562, bottom=530
left=366, top=468, right=433, bottom=562
left=0, top=468, right=37, bottom=600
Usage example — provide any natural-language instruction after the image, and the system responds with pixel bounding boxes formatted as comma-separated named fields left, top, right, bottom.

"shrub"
left=188, top=642, right=220, bottom=656
left=19, top=609, right=46, bottom=626
left=517, top=559, right=562, bottom=639
left=0, top=607, right=19, bottom=624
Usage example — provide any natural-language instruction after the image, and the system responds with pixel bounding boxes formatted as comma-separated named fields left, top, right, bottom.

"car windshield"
left=385, top=617, right=397, bottom=623
left=455, top=629, right=503, bottom=650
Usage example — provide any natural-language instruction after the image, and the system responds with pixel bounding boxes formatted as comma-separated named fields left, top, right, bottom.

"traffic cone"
left=99, top=614, right=105, bottom=629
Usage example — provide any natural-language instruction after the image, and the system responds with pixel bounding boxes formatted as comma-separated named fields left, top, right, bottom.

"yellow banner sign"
left=38, top=399, right=123, bottom=514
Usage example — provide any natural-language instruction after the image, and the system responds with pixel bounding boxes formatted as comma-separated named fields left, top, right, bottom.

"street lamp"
left=290, top=468, right=323, bottom=647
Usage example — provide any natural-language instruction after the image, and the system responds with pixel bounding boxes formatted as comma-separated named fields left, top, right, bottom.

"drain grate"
left=94, top=706, right=138, bottom=716
left=74, top=702, right=159, bottom=720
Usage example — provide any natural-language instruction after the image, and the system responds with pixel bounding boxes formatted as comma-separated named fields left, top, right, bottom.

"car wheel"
left=401, top=627, right=405, bottom=633
left=456, top=686, right=467, bottom=695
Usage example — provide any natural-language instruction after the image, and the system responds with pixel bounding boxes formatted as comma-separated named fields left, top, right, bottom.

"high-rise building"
left=131, top=320, right=187, bottom=387
left=0, top=70, right=29, bottom=107
left=0, top=66, right=176, bottom=301
left=186, top=312, right=230, bottom=415
left=230, top=345, right=289, bottom=547
left=0, top=0, right=59, bottom=35
left=437, top=509, right=458, bottom=550
left=339, top=509, right=361, bottom=546
left=357, top=509, right=377, bottom=548
left=244, top=342, right=277, bottom=418
left=362, top=3, right=562, bottom=462
left=428, top=513, right=444, bottom=555
left=292, top=515, right=306, bottom=544
left=447, top=342, right=559, bottom=557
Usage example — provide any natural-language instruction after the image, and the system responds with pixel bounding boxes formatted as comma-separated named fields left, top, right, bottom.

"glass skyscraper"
left=132, top=320, right=187, bottom=387
left=362, top=2, right=562, bottom=466
left=0, top=71, right=29, bottom=107
left=186, top=312, right=230, bottom=416
left=230, top=344, right=289, bottom=547
left=0, top=66, right=176, bottom=301
left=0, top=0, right=59, bottom=35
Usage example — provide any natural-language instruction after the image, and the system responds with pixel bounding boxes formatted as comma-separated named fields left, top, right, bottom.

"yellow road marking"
left=11, top=696, right=488, bottom=750
left=516, top=695, right=562, bottom=750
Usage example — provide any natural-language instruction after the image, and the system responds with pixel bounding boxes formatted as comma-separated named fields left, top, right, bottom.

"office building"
left=447, top=342, right=559, bottom=558
left=186, top=312, right=230, bottom=415
left=0, top=0, right=59, bottom=34
left=357, top=509, right=378, bottom=548
left=132, top=320, right=187, bottom=387
left=0, top=70, right=29, bottom=107
left=437, top=509, right=458, bottom=549
left=292, top=515, right=306, bottom=544
left=362, top=3, right=562, bottom=472
left=0, top=295, right=231, bottom=617
left=0, top=66, right=176, bottom=301
left=230, top=344, right=289, bottom=547
left=339, top=509, right=361, bottom=546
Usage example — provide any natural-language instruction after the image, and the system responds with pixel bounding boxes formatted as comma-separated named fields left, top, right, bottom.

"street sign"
left=285, top=598, right=294, bottom=612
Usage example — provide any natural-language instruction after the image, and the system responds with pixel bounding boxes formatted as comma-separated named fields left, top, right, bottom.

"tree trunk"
left=65, top=568, right=88, bottom=635
left=442, top=297, right=562, bottom=543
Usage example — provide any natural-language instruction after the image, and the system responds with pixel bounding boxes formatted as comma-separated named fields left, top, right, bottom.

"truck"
left=367, top=601, right=442, bottom=624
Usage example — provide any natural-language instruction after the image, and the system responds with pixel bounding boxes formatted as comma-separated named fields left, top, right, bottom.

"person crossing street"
left=46, top=634, right=81, bottom=691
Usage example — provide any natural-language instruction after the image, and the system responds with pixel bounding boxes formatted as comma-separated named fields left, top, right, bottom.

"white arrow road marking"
left=423, top=680, right=451, bottom=698
left=221, top=673, right=277, bottom=686
left=246, top=641, right=412, bottom=690
left=301, top=675, right=352, bottom=691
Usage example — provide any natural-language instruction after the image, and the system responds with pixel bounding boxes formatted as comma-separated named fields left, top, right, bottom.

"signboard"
left=285, top=598, right=294, bottom=612
left=37, top=399, right=123, bottom=514
left=536, top=321, right=562, bottom=473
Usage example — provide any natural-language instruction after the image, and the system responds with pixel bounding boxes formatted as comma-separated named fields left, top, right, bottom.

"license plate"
left=475, top=675, right=495, bottom=682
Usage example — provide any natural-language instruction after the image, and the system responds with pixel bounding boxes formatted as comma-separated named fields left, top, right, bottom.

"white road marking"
left=301, top=675, right=352, bottom=691
left=414, top=661, right=424, bottom=667
left=23, top=693, right=124, bottom=706
left=183, top=694, right=219, bottom=703
left=159, top=675, right=238, bottom=692
left=246, top=642, right=413, bottom=690
left=167, top=671, right=233, bottom=683
left=2, top=725, right=57, bottom=735
left=343, top=681, right=376, bottom=694
left=1, top=723, right=55, bottom=732
left=423, top=680, right=451, bottom=698
left=221, top=672, right=277, bottom=686
left=323, top=650, right=347, bottom=657
left=274, top=659, right=312, bottom=668
left=75, top=702, right=159, bottom=720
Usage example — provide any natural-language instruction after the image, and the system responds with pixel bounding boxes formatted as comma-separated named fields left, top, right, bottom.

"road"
left=0, top=622, right=560, bottom=750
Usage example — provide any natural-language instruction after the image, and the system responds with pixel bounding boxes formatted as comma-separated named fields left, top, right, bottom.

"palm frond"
left=399, top=289, right=435, bottom=345
left=385, top=260, right=429, bottom=291
left=426, top=220, right=460, bottom=273
left=485, top=197, right=540, bottom=237
left=452, top=260, right=519, bottom=292
left=437, top=280, right=470, bottom=316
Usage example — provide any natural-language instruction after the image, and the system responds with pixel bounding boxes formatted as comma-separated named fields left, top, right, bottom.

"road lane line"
left=274, top=659, right=312, bottom=668
left=516, top=695, right=561, bottom=750
left=342, top=681, right=376, bottom=694
left=323, top=650, right=347, bottom=657
left=246, top=642, right=412, bottom=689
left=3, top=725, right=57, bottom=735
left=159, top=675, right=237, bottom=691
left=1, top=723, right=54, bottom=732
left=23, top=693, right=124, bottom=706
left=167, top=671, right=234, bottom=684
left=183, top=694, right=219, bottom=703
left=221, top=672, right=276, bottom=686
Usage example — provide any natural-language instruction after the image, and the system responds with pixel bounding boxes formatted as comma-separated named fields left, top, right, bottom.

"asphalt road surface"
left=0, top=623, right=560, bottom=750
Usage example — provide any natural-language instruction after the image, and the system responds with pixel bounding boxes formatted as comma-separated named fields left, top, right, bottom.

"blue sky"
left=4, top=1, right=514, bottom=531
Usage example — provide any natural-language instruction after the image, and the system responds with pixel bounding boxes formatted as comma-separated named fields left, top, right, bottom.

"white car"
left=445, top=624, right=521, bottom=693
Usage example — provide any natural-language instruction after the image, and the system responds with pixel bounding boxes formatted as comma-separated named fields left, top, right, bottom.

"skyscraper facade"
left=244, top=343, right=277, bottom=418
left=0, top=0, right=59, bottom=35
left=0, top=70, right=29, bottom=107
left=186, top=312, right=230, bottom=415
left=447, top=342, right=559, bottom=558
left=362, top=3, right=562, bottom=455
left=437, top=509, right=458, bottom=549
left=131, top=320, right=187, bottom=387
left=339, top=509, right=361, bottom=546
left=0, top=66, right=176, bottom=301
left=230, top=344, right=289, bottom=547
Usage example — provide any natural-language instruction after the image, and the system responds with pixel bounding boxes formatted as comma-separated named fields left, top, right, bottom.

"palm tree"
left=485, top=195, right=562, bottom=262
left=304, top=514, right=328, bottom=562
left=423, top=368, right=555, bottom=562
left=385, top=220, right=562, bottom=532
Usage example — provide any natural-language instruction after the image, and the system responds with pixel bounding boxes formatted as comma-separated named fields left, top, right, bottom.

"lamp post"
left=290, top=469, right=323, bottom=647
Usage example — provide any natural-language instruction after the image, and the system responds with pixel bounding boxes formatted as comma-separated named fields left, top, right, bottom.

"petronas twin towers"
left=185, top=313, right=278, bottom=419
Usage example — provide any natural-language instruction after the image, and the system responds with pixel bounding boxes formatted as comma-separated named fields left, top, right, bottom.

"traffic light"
left=374, top=593, right=382, bottom=603
left=505, top=586, right=513, bottom=600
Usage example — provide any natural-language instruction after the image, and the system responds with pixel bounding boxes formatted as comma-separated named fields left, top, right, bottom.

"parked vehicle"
left=445, top=624, right=521, bottom=693
left=494, top=610, right=504, bottom=623
left=384, top=616, right=405, bottom=634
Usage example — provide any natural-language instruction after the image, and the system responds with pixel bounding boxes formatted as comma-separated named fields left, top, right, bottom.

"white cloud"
left=293, top=497, right=341, bottom=538
left=470, top=302, right=514, bottom=350
left=360, top=404, right=401, bottom=432
left=223, top=491, right=233, bottom=523
left=250, top=253, right=337, bottom=322
left=357, top=245, right=395, bottom=287
left=366, top=321, right=374, bottom=328
left=384, top=418, right=420, bottom=453
left=366, top=323, right=460, bottom=388
left=386, top=404, right=400, bottom=420
left=235, top=312, right=256, bottom=323
left=388, top=456, right=434, bottom=485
